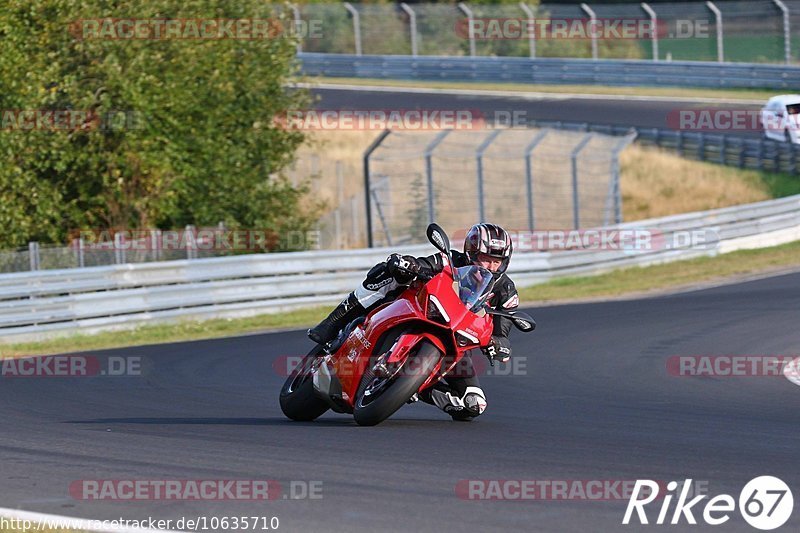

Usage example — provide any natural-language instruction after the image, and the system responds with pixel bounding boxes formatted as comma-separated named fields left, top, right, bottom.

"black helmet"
left=463, top=223, right=513, bottom=275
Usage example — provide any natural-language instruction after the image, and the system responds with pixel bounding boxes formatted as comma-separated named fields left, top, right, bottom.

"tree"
left=0, top=0, right=318, bottom=250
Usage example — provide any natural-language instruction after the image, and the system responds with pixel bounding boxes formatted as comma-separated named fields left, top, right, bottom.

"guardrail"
left=1, top=195, right=799, bottom=343
left=514, top=120, right=800, bottom=175
left=298, top=53, right=800, bottom=90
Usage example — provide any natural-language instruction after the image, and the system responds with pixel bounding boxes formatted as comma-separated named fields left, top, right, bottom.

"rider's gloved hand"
left=483, top=336, right=511, bottom=364
left=386, top=253, right=422, bottom=283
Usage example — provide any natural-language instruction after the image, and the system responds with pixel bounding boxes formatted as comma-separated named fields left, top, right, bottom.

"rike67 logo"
left=623, top=477, right=793, bottom=530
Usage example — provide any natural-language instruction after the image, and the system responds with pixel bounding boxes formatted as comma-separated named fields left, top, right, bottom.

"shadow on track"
left=62, top=416, right=453, bottom=427
left=62, top=417, right=346, bottom=426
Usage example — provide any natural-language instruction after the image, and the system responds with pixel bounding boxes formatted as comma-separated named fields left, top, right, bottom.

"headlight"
left=456, top=330, right=479, bottom=347
left=427, top=295, right=450, bottom=324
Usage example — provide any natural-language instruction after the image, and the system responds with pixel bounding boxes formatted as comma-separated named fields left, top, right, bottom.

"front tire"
left=353, top=340, right=441, bottom=426
left=279, top=345, right=330, bottom=421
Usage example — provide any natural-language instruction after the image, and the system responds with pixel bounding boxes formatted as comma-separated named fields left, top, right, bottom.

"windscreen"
left=455, top=266, right=495, bottom=312
left=786, top=103, right=800, bottom=115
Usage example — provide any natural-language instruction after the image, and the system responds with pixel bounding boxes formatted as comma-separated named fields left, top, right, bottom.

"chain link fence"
left=0, top=226, right=278, bottom=274
left=284, top=155, right=367, bottom=250
left=294, top=1, right=797, bottom=64
left=364, top=128, right=636, bottom=248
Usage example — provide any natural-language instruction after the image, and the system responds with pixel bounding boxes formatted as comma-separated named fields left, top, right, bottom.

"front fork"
left=371, top=333, right=450, bottom=391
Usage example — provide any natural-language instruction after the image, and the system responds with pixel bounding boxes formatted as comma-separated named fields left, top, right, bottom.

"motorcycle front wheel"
left=353, top=339, right=441, bottom=426
left=279, top=345, right=330, bottom=421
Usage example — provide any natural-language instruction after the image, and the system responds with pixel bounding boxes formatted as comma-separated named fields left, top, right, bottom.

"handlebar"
left=392, top=263, right=433, bottom=282
left=414, top=271, right=434, bottom=281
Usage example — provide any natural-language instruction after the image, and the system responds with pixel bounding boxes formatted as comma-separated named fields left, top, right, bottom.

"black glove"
left=483, top=335, right=511, bottom=364
left=386, top=253, right=422, bottom=283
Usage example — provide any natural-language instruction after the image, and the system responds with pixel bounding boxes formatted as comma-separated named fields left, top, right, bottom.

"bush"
left=0, top=0, right=319, bottom=251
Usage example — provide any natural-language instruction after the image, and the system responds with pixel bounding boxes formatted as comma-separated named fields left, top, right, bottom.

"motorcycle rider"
left=307, top=223, right=518, bottom=421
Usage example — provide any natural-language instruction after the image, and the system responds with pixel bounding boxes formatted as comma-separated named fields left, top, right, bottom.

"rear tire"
left=279, top=345, right=330, bottom=421
left=353, top=340, right=441, bottom=426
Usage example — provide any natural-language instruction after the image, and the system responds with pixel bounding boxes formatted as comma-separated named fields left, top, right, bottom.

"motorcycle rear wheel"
left=353, top=339, right=441, bottom=426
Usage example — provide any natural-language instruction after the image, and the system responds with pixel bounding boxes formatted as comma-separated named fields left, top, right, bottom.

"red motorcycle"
left=279, top=224, right=535, bottom=426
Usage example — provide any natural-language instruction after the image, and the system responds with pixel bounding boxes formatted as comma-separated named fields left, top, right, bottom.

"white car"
left=760, top=95, right=800, bottom=143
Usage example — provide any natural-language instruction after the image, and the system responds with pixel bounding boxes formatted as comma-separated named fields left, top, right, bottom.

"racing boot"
left=307, top=293, right=364, bottom=345
left=421, top=385, right=487, bottom=422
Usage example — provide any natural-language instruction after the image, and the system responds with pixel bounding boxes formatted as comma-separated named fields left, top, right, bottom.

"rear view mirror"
left=426, top=223, right=450, bottom=255
left=427, top=223, right=458, bottom=285
left=511, top=312, right=536, bottom=332
left=484, top=308, right=536, bottom=333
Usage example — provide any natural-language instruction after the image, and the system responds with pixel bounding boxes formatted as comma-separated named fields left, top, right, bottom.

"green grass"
left=647, top=35, right=797, bottom=64
left=761, top=172, right=800, bottom=198
left=518, top=239, right=800, bottom=302
left=3, top=240, right=800, bottom=358
left=307, top=76, right=778, bottom=101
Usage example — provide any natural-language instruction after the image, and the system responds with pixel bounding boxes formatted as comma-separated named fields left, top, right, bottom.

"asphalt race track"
left=311, top=87, right=764, bottom=139
left=2, top=271, right=799, bottom=532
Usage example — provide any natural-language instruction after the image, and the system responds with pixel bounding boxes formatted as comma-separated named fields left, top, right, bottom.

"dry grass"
left=620, top=144, right=772, bottom=220
left=303, top=130, right=380, bottom=166
left=289, top=130, right=380, bottom=207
